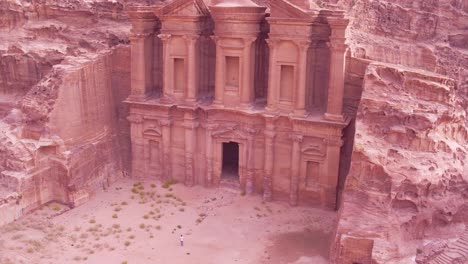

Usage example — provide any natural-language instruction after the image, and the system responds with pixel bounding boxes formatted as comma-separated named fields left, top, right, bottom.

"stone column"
left=184, top=35, right=199, bottom=104
left=127, top=115, right=144, bottom=178
left=289, top=134, right=303, bottom=206
left=240, top=37, right=256, bottom=107
left=245, top=128, right=257, bottom=194
left=294, top=40, right=310, bottom=116
left=128, top=11, right=157, bottom=98
left=263, top=128, right=276, bottom=201
left=158, top=34, right=172, bottom=100
left=324, top=19, right=348, bottom=121
left=323, top=136, right=343, bottom=209
left=183, top=119, right=198, bottom=186
left=205, top=123, right=217, bottom=186
left=266, top=39, right=279, bottom=111
left=160, top=119, right=172, bottom=179
left=212, top=36, right=224, bottom=106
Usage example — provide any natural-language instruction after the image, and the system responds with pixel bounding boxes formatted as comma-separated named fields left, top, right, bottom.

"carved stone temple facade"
left=126, top=0, right=349, bottom=209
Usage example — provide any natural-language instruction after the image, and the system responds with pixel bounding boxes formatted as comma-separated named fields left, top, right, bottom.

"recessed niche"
left=280, top=65, right=294, bottom=102
left=174, top=58, right=185, bottom=92
left=305, top=161, right=319, bottom=187
left=225, top=56, right=240, bottom=89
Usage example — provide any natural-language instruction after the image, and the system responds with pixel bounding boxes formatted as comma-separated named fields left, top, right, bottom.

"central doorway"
left=222, top=141, right=239, bottom=180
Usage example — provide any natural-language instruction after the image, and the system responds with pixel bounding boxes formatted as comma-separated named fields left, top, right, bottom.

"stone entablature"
left=126, top=0, right=350, bottom=208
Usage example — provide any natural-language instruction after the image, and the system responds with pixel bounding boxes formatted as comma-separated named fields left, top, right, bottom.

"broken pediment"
left=161, top=0, right=210, bottom=17
left=268, top=0, right=314, bottom=20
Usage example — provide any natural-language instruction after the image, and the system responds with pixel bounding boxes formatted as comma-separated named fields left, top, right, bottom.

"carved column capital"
left=127, top=115, right=143, bottom=124
left=295, top=40, right=311, bottom=52
left=289, top=134, right=304, bottom=143
left=158, top=33, right=172, bottom=43
left=266, top=38, right=280, bottom=49
left=183, top=34, right=199, bottom=44
left=328, top=40, right=348, bottom=52
left=244, top=127, right=260, bottom=135
left=326, top=137, right=343, bottom=147
left=243, top=37, right=257, bottom=46
left=130, top=33, right=152, bottom=40
left=159, top=119, right=173, bottom=127
left=183, top=121, right=199, bottom=130
left=264, top=130, right=276, bottom=139
left=202, top=123, right=218, bottom=131
left=210, top=35, right=220, bottom=44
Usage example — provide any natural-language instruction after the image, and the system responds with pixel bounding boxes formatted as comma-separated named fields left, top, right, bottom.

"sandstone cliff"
left=0, top=0, right=132, bottom=225
left=332, top=0, right=468, bottom=263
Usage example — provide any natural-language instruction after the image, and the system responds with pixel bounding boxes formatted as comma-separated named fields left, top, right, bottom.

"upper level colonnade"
left=127, top=0, right=349, bottom=122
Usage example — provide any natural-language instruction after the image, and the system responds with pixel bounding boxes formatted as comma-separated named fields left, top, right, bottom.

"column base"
left=289, top=195, right=298, bottom=207
left=239, top=102, right=252, bottom=110
left=324, top=113, right=345, bottom=122
left=291, top=109, right=307, bottom=118
left=265, top=105, right=279, bottom=114
left=212, top=100, right=223, bottom=108
left=184, top=98, right=197, bottom=106
left=160, top=95, right=174, bottom=104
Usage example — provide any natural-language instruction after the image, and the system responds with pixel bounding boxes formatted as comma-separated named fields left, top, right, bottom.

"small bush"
left=89, top=219, right=96, bottom=224
left=112, top=214, right=118, bottom=219
left=53, top=205, right=61, bottom=211
left=121, top=201, right=128, bottom=206
left=124, top=241, right=130, bottom=247
left=162, top=178, right=178, bottom=188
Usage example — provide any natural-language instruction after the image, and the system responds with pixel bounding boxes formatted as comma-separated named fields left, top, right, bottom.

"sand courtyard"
left=0, top=179, right=335, bottom=264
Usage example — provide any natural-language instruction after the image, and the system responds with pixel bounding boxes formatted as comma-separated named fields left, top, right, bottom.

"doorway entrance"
left=222, top=141, right=239, bottom=180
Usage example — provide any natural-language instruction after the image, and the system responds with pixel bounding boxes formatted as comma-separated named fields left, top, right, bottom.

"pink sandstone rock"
left=0, top=1, right=467, bottom=263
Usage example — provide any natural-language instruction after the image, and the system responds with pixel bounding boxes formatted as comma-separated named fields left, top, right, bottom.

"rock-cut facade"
left=126, top=0, right=349, bottom=208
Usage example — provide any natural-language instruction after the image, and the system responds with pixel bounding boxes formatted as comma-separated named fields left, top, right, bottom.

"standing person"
left=180, top=234, right=184, bottom=247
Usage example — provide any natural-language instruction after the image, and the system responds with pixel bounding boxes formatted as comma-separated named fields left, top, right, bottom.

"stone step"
left=448, top=244, right=468, bottom=254
left=456, top=238, right=468, bottom=246
left=437, top=253, right=453, bottom=263
left=433, top=257, right=450, bottom=264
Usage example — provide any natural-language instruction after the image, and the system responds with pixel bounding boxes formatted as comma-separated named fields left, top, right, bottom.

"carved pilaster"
left=325, top=17, right=349, bottom=121
left=266, top=38, right=280, bottom=112
left=263, top=130, right=276, bottom=201
left=183, top=120, right=198, bottom=186
left=183, top=35, right=200, bottom=103
left=240, top=37, right=257, bottom=107
left=294, top=40, right=311, bottom=116
left=204, top=123, right=217, bottom=186
left=160, top=119, right=172, bottom=179
left=128, top=8, right=157, bottom=99
left=212, top=36, right=224, bottom=106
left=158, top=34, right=173, bottom=101
left=289, top=134, right=303, bottom=206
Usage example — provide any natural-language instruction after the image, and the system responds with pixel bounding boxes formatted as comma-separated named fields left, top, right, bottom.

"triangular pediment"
left=162, top=0, right=210, bottom=16
left=269, top=0, right=313, bottom=20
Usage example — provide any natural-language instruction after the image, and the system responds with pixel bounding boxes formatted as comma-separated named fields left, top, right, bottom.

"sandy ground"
left=0, top=179, right=336, bottom=264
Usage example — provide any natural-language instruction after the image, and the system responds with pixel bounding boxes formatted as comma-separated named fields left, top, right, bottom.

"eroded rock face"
left=0, top=0, right=132, bottom=225
left=333, top=63, right=467, bottom=263
left=330, top=0, right=468, bottom=262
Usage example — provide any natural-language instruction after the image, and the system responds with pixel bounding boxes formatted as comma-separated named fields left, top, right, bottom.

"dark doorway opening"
left=222, top=142, right=239, bottom=179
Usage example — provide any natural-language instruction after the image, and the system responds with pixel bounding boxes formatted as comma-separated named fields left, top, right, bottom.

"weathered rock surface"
left=332, top=0, right=468, bottom=262
left=0, top=0, right=132, bottom=225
